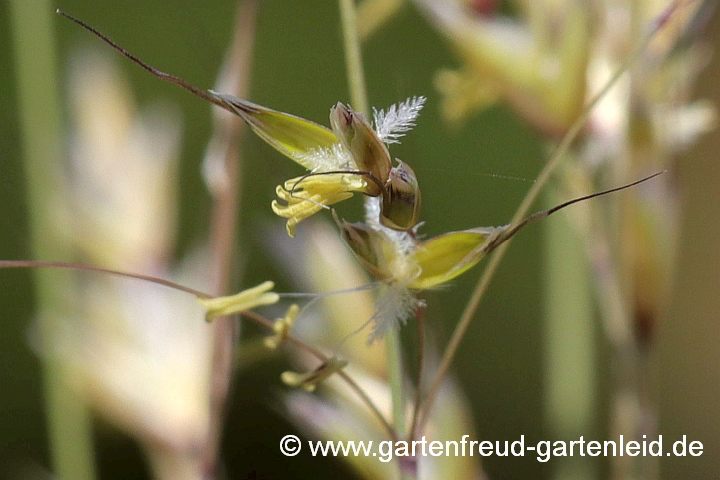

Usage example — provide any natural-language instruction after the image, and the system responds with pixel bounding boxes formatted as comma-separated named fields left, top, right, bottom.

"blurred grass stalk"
left=338, top=0, right=407, bottom=477
left=8, top=1, right=97, bottom=479
left=657, top=7, right=720, bottom=479
left=543, top=185, right=597, bottom=480
left=201, top=0, right=257, bottom=475
left=543, top=3, right=716, bottom=480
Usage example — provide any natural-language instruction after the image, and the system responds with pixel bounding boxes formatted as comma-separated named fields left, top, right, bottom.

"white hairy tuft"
left=374, top=96, right=427, bottom=144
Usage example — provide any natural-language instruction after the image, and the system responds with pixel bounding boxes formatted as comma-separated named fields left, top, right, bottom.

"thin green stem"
left=8, top=1, right=97, bottom=479
left=338, top=0, right=370, bottom=116
left=543, top=185, right=596, bottom=479
left=338, top=0, right=406, bottom=469
left=386, top=328, right=406, bottom=436
left=407, top=306, right=425, bottom=441
left=201, top=1, right=258, bottom=477
left=416, top=2, right=680, bottom=432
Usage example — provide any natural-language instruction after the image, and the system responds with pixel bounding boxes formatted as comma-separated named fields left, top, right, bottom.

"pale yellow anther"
left=263, top=304, right=300, bottom=350
left=280, top=357, right=348, bottom=392
left=197, top=281, right=279, bottom=322
left=272, top=173, right=368, bottom=237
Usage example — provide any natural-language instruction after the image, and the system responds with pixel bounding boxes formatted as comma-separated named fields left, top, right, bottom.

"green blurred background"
left=2, top=1, right=719, bottom=479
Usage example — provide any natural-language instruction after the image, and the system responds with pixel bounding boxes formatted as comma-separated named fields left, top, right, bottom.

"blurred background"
left=1, top=0, right=719, bottom=479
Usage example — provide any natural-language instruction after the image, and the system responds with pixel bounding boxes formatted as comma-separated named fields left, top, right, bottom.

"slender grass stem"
left=8, top=1, right=97, bottom=478
left=201, top=1, right=258, bottom=477
left=543, top=186, right=596, bottom=480
left=407, top=305, right=426, bottom=441
left=386, top=326, right=406, bottom=435
left=338, top=0, right=407, bottom=471
left=416, top=0, right=683, bottom=432
left=0, top=261, right=211, bottom=297
left=338, top=0, right=370, bottom=116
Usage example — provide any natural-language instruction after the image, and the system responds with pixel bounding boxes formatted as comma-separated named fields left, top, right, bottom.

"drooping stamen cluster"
left=272, top=173, right=368, bottom=237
